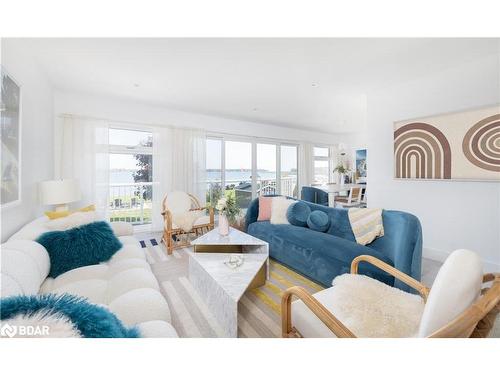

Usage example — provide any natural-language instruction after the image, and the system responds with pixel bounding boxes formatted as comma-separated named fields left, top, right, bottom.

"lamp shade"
left=39, top=179, right=82, bottom=205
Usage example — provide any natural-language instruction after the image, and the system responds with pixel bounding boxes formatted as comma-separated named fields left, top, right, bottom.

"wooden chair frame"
left=161, top=193, right=214, bottom=255
left=281, top=255, right=500, bottom=338
left=335, top=187, right=363, bottom=208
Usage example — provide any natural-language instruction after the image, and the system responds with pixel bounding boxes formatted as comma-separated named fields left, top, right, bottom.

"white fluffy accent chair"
left=282, top=250, right=500, bottom=338
left=161, top=191, right=214, bottom=255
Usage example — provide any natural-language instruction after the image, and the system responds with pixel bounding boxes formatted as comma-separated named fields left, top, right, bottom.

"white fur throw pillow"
left=45, top=211, right=101, bottom=231
left=270, top=197, right=294, bottom=225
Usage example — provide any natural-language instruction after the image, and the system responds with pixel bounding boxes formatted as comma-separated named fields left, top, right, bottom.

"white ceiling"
left=8, top=38, right=500, bottom=133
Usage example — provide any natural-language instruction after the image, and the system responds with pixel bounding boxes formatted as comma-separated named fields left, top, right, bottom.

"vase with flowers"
left=215, top=195, right=241, bottom=236
left=333, top=164, right=350, bottom=186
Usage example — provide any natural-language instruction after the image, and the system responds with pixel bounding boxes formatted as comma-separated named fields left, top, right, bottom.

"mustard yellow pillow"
left=45, top=205, right=95, bottom=220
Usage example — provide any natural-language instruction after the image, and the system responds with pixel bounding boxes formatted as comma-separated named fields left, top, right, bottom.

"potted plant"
left=333, top=164, right=350, bottom=186
left=215, top=195, right=241, bottom=236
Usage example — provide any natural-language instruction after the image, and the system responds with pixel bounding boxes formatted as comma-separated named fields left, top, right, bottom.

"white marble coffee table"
left=189, top=228, right=269, bottom=337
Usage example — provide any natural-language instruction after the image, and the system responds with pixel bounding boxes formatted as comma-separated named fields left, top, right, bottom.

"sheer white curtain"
left=298, top=142, right=314, bottom=195
left=151, top=126, right=173, bottom=232
left=170, top=128, right=207, bottom=205
left=59, top=117, right=109, bottom=217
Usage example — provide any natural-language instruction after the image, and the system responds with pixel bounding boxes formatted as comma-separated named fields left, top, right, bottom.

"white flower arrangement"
left=215, top=197, right=227, bottom=211
left=213, top=196, right=241, bottom=224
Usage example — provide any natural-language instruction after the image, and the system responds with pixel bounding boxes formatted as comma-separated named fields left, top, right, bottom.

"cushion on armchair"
left=292, top=273, right=425, bottom=338
left=417, top=249, right=483, bottom=337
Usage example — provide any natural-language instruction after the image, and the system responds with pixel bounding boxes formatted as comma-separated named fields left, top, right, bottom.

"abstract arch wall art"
left=462, top=114, right=500, bottom=173
left=394, top=105, right=500, bottom=181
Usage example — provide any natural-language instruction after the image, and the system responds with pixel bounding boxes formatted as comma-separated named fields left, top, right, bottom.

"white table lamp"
left=39, top=179, right=82, bottom=211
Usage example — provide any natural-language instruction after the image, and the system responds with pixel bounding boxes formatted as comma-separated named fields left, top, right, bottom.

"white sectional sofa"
left=1, top=217, right=177, bottom=338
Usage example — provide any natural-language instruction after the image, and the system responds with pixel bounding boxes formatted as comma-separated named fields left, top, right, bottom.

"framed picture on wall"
left=1, top=66, right=22, bottom=207
left=356, top=149, right=367, bottom=183
left=394, top=105, right=500, bottom=181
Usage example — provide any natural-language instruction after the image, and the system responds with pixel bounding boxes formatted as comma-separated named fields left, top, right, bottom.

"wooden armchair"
left=161, top=191, right=214, bottom=255
left=282, top=252, right=500, bottom=338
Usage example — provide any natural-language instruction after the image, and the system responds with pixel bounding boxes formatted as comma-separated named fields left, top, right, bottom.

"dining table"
left=313, top=183, right=366, bottom=207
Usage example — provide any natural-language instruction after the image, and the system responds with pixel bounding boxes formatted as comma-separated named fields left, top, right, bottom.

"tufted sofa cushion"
left=4, top=218, right=178, bottom=338
left=39, top=237, right=173, bottom=332
left=1, top=240, right=51, bottom=297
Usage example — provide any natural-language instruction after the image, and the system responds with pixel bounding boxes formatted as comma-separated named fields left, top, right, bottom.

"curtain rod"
left=57, top=113, right=341, bottom=146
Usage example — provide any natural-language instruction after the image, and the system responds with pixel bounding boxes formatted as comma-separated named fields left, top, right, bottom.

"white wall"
left=366, top=54, right=500, bottom=271
left=54, top=90, right=344, bottom=144
left=1, top=41, right=55, bottom=242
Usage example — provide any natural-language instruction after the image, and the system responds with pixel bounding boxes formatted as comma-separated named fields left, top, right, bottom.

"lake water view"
left=110, top=170, right=285, bottom=185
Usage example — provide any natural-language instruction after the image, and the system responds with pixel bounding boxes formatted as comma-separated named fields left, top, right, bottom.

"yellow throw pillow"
left=45, top=205, right=95, bottom=220
left=79, top=205, right=95, bottom=213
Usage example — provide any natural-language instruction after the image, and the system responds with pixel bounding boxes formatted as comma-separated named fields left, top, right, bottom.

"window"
left=205, top=136, right=300, bottom=209
left=281, top=145, right=298, bottom=198
left=313, top=146, right=330, bottom=185
left=206, top=138, right=223, bottom=205
left=225, top=141, right=253, bottom=209
left=257, top=143, right=277, bottom=196
left=109, top=128, right=153, bottom=225
left=109, top=128, right=152, bottom=148
left=314, top=146, right=329, bottom=158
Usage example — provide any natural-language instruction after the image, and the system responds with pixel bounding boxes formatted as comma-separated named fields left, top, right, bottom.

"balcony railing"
left=109, top=177, right=297, bottom=225
left=206, top=176, right=298, bottom=208
left=109, top=182, right=152, bottom=225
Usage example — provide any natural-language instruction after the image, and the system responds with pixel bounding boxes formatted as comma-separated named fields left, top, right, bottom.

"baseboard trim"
left=423, top=247, right=500, bottom=273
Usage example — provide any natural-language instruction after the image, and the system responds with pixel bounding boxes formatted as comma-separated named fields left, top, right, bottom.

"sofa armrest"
left=244, top=197, right=261, bottom=231
left=110, top=222, right=134, bottom=237
left=367, top=210, right=423, bottom=292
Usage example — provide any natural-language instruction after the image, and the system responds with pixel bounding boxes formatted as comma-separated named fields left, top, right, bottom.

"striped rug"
left=142, top=238, right=324, bottom=338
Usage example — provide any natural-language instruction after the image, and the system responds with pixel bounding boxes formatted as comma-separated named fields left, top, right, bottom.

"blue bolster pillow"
left=286, top=201, right=311, bottom=227
left=307, top=210, right=330, bottom=232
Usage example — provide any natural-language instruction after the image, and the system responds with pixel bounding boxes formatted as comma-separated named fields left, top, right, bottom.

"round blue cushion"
left=287, top=201, right=311, bottom=227
left=307, top=210, right=330, bottom=232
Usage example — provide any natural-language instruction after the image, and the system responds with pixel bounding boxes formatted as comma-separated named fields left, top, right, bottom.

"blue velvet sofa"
left=245, top=197, right=423, bottom=292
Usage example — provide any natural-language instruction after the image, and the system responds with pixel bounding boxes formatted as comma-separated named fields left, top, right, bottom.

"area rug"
left=141, top=237, right=500, bottom=338
left=142, top=238, right=323, bottom=338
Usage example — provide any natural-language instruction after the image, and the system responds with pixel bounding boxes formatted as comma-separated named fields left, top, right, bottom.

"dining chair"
left=301, top=186, right=329, bottom=206
left=334, top=187, right=362, bottom=208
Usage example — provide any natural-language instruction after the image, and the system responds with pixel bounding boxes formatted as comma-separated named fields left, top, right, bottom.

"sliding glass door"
left=280, top=145, right=298, bottom=198
left=225, top=140, right=253, bottom=209
left=206, top=136, right=300, bottom=209
left=313, top=146, right=330, bottom=185
left=257, top=143, right=277, bottom=196
left=206, top=138, right=223, bottom=206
